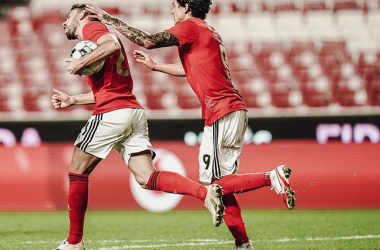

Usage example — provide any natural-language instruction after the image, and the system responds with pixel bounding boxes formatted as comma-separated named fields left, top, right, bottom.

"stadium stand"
left=1, top=0, right=380, bottom=120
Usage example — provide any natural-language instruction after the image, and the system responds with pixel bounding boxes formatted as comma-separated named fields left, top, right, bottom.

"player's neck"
left=76, top=21, right=89, bottom=40
left=182, top=15, right=195, bottom=23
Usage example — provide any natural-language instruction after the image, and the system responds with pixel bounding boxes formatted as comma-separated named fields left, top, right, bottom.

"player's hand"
left=133, top=50, right=157, bottom=70
left=52, top=88, right=72, bottom=109
left=64, top=58, right=83, bottom=76
left=86, top=4, right=113, bottom=26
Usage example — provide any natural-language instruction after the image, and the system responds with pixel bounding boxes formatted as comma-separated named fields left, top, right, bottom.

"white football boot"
left=233, top=241, right=255, bottom=250
left=53, top=240, right=86, bottom=250
left=269, top=165, right=296, bottom=210
left=204, top=184, right=225, bottom=227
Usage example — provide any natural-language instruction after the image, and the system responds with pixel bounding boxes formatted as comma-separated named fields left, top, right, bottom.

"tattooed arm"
left=86, top=4, right=179, bottom=49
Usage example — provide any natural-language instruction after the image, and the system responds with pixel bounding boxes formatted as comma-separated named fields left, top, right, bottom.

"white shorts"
left=199, top=110, right=248, bottom=183
left=74, top=108, right=154, bottom=163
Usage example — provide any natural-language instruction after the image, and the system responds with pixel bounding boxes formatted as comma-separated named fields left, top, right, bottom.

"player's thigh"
left=128, top=152, right=155, bottom=188
left=218, top=110, right=247, bottom=175
left=199, top=110, right=247, bottom=182
left=114, top=109, right=155, bottom=186
left=220, top=110, right=248, bottom=147
left=69, top=146, right=102, bottom=175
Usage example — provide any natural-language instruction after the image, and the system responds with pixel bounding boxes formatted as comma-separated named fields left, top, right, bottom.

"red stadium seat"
left=302, top=1, right=327, bottom=13
left=368, top=78, right=380, bottom=105
left=176, top=83, right=200, bottom=109
left=0, top=80, right=10, bottom=112
left=241, top=92, right=271, bottom=108
left=301, top=76, right=334, bottom=107
left=33, top=9, right=65, bottom=29
left=15, top=50, right=47, bottom=76
left=0, top=94, right=10, bottom=111
left=255, top=42, right=283, bottom=58
left=336, top=89, right=367, bottom=106
left=210, top=2, right=221, bottom=15
left=239, top=78, right=272, bottom=108
left=269, top=78, right=302, bottom=107
left=334, top=75, right=366, bottom=106
left=286, top=43, right=318, bottom=72
left=286, top=42, right=315, bottom=58
left=0, top=20, right=11, bottom=39
left=143, top=81, right=175, bottom=110
left=319, top=41, right=348, bottom=57
left=231, top=67, right=261, bottom=85
left=22, top=85, right=45, bottom=112
left=271, top=91, right=302, bottom=108
left=303, top=91, right=333, bottom=107
left=250, top=43, right=284, bottom=80
left=273, top=3, right=297, bottom=13
left=333, top=1, right=360, bottom=12
left=37, top=23, right=75, bottom=50
left=230, top=2, right=250, bottom=14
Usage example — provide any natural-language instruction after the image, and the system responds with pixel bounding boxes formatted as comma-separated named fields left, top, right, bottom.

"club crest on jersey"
left=205, top=22, right=223, bottom=45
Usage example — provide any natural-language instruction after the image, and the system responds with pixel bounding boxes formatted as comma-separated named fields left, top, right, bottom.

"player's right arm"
left=52, top=88, right=95, bottom=109
left=133, top=50, right=186, bottom=77
left=86, top=5, right=179, bottom=49
left=65, top=33, right=121, bottom=75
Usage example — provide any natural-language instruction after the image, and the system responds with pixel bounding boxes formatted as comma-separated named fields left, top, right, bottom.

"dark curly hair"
left=177, top=0, right=212, bottom=20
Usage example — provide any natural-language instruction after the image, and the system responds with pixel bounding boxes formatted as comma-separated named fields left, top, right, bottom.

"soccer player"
left=51, top=3, right=225, bottom=250
left=86, top=1, right=296, bottom=249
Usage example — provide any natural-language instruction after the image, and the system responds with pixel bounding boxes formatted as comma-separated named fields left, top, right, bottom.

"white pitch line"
left=96, top=235, right=380, bottom=250
left=97, top=241, right=233, bottom=250
left=19, top=235, right=380, bottom=249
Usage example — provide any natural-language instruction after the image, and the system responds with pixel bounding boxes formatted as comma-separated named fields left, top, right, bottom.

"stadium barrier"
left=0, top=140, right=379, bottom=211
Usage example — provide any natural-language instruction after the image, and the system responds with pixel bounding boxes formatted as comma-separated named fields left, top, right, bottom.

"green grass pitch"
left=0, top=210, right=379, bottom=250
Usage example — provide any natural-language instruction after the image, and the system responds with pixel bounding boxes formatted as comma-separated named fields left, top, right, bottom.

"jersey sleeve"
left=83, top=22, right=111, bottom=42
left=165, top=19, right=199, bottom=46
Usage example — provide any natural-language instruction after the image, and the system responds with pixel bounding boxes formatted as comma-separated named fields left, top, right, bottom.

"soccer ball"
left=70, top=40, right=105, bottom=76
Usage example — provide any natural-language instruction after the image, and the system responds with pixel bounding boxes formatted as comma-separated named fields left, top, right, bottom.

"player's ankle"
left=67, top=234, right=82, bottom=244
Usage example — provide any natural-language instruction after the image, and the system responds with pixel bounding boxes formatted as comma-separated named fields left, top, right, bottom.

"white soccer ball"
left=70, top=40, right=105, bottom=76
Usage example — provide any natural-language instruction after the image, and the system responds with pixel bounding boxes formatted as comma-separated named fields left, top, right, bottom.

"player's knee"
left=134, top=176, right=149, bottom=189
left=68, top=165, right=84, bottom=174
left=68, top=163, right=94, bottom=175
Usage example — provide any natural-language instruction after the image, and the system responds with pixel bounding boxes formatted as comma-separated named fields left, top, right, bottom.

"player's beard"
left=65, top=20, right=79, bottom=40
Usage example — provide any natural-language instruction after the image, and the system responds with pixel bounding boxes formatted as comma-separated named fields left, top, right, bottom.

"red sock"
left=147, top=171, right=207, bottom=201
left=67, top=173, right=89, bottom=244
left=223, top=194, right=250, bottom=246
left=214, top=173, right=271, bottom=195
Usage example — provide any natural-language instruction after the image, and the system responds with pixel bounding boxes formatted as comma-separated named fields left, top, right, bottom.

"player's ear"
left=184, top=3, right=190, bottom=13
left=79, top=11, right=88, bottom=20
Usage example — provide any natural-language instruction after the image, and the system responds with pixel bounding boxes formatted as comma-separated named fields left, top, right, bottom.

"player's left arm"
left=52, top=88, right=95, bottom=109
left=65, top=34, right=120, bottom=75
left=86, top=4, right=179, bottom=49
left=133, top=50, right=186, bottom=77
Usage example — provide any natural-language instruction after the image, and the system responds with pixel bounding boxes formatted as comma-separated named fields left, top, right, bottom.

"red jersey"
left=83, top=22, right=142, bottom=114
left=166, top=18, right=246, bottom=126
